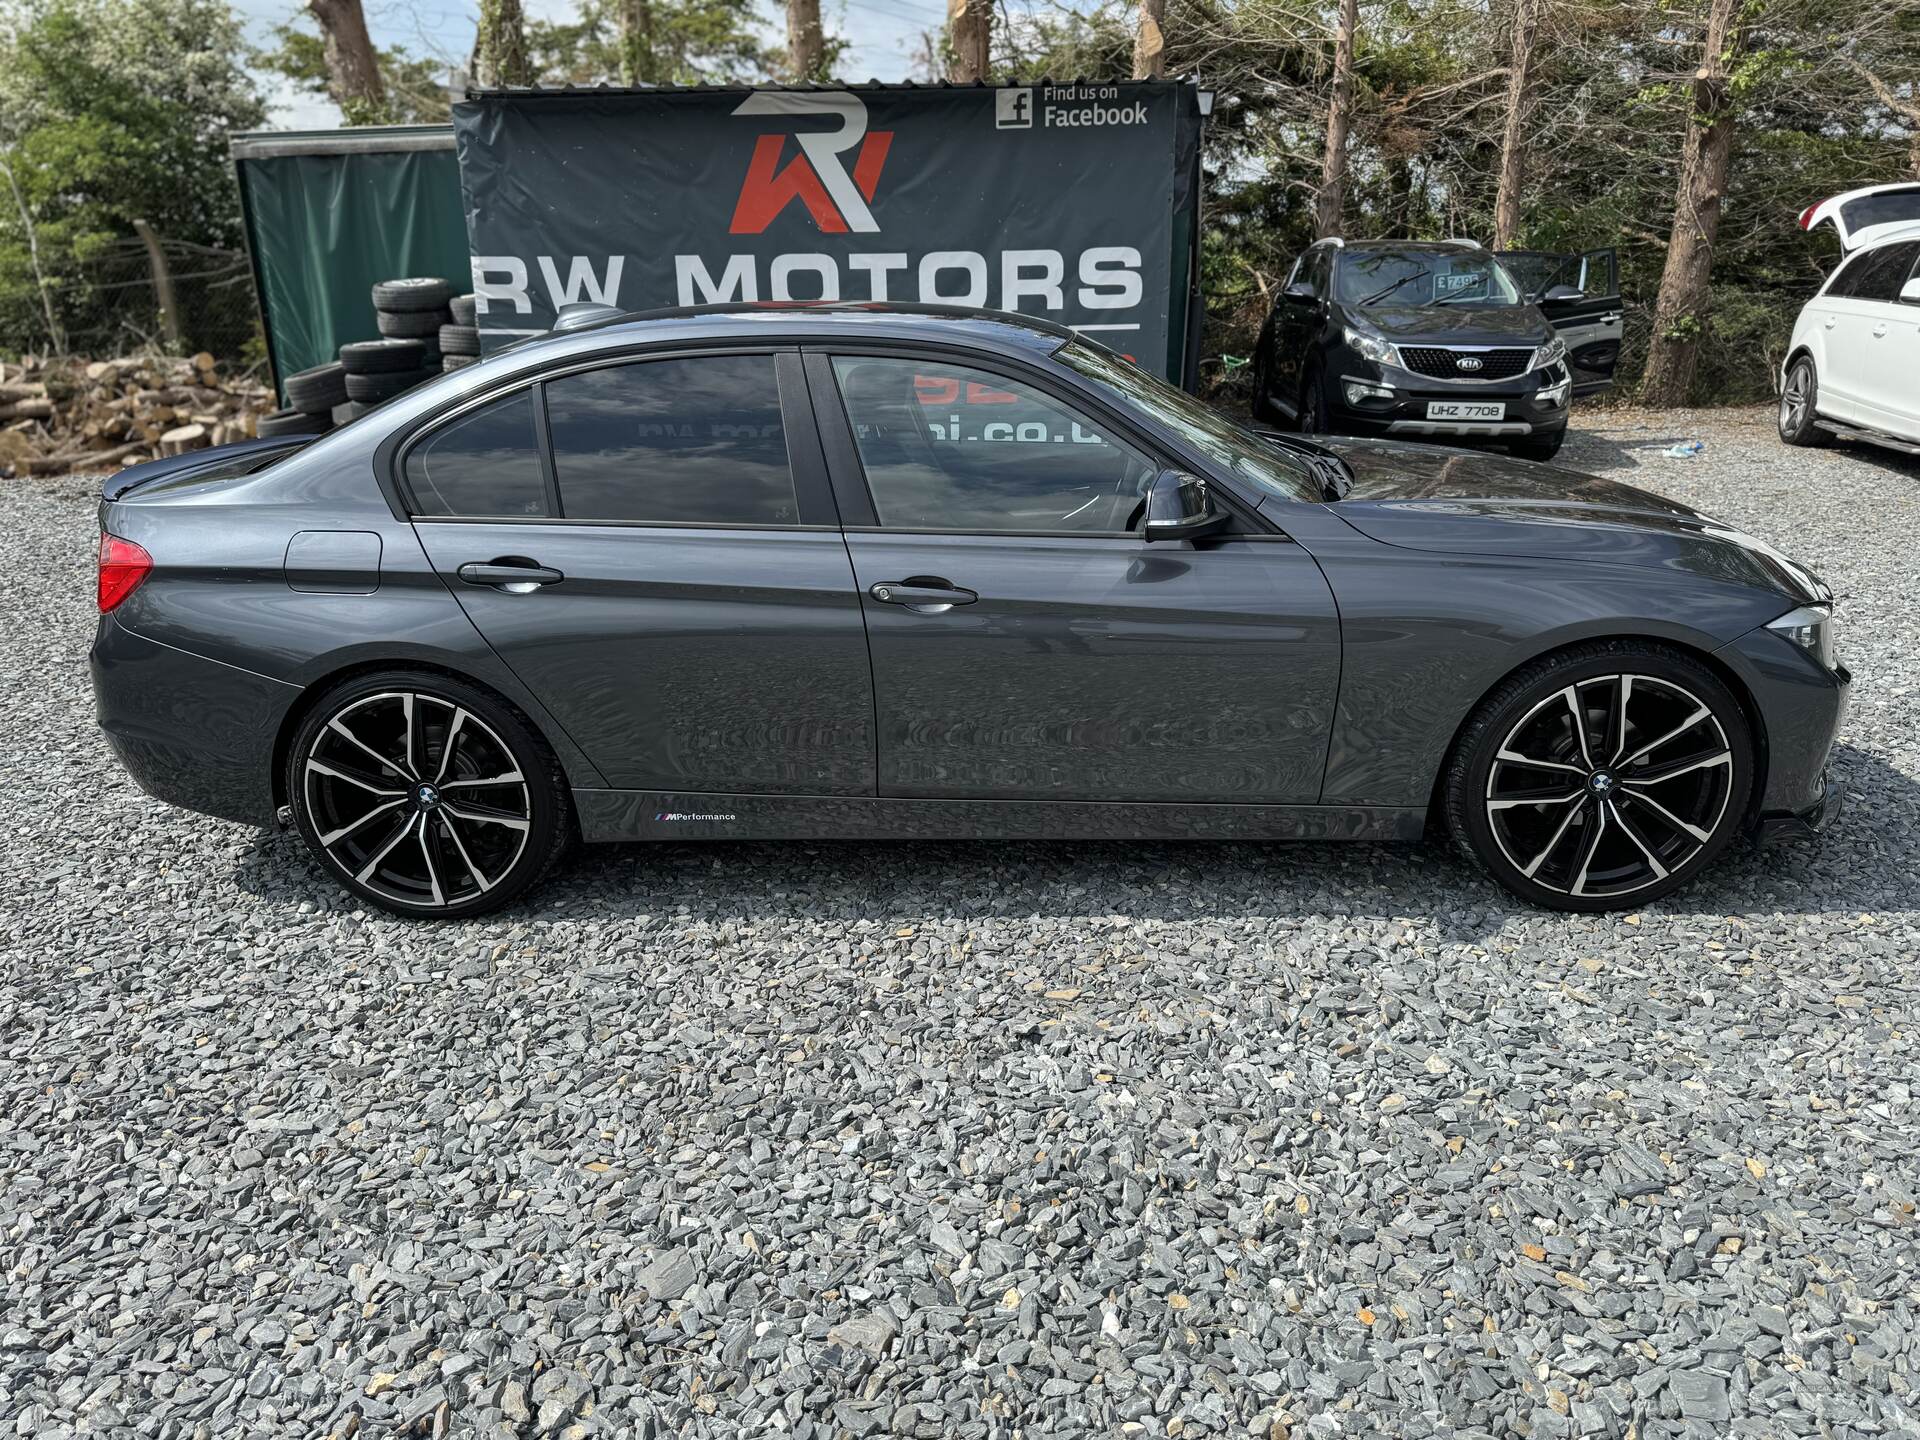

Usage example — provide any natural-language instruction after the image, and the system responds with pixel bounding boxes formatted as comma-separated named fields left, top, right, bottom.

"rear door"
left=1823, top=241, right=1920, bottom=429
left=810, top=348, right=1342, bottom=804
left=403, top=349, right=876, bottom=796
left=1498, top=247, right=1622, bottom=395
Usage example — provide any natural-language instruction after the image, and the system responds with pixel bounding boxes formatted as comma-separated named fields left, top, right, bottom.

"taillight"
left=98, top=532, right=152, bottom=613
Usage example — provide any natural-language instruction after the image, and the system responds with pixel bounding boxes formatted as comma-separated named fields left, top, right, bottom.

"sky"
left=235, top=0, right=954, bottom=128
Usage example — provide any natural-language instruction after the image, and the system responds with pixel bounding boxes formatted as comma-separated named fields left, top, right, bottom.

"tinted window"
left=1839, top=186, right=1920, bottom=236
left=405, top=390, right=547, bottom=518
left=545, top=355, right=796, bottom=526
left=1844, top=241, right=1920, bottom=302
left=832, top=356, right=1156, bottom=533
left=1827, top=251, right=1876, bottom=299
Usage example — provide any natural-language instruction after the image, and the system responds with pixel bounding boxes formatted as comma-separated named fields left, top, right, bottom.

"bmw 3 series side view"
left=90, top=305, right=1848, bottom=918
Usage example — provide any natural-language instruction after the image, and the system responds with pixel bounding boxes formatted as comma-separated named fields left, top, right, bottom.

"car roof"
left=498, top=303, right=1077, bottom=360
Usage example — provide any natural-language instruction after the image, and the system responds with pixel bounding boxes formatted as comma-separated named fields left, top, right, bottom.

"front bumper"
left=1328, top=359, right=1571, bottom=441
left=90, top=614, right=296, bottom=827
left=1755, top=773, right=1845, bottom=846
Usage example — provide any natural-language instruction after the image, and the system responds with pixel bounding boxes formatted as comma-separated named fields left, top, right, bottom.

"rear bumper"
left=90, top=615, right=296, bottom=827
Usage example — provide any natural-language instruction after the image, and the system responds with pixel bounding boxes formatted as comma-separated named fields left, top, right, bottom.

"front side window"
left=405, top=390, right=547, bottom=518
left=831, top=356, right=1156, bottom=533
left=545, top=354, right=796, bottom=526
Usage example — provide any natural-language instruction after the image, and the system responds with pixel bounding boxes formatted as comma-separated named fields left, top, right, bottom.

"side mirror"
left=1282, top=282, right=1319, bottom=306
left=1141, top=469, right=1230, bottom=542
left=1902, top=276, right=1920, bottom=304
left=1542, top=284, right=1584, bottom=303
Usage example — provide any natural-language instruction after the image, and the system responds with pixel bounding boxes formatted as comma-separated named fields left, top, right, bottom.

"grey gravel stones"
left=3, top=411, right=1919, bottom=1437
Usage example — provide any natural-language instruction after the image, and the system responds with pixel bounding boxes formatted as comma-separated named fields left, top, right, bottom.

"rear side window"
left=545, top=354, right=797, bottom=526
left=405, top=390, right=547, bottom=518
left=1829, top=242, right=1919, bottom=301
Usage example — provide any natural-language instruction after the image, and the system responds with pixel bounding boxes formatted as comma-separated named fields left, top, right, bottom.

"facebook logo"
left=995, top=89, right=1034, bottom=129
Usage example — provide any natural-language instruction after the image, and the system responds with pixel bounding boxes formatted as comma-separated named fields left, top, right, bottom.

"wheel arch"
left=1424, top=632, right=1772, bottom=835
left=270, top=655, right=592, bottom=820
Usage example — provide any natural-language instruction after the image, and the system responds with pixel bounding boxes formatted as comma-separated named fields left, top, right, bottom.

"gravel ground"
left=3, top=405, right=1919, bottom=1440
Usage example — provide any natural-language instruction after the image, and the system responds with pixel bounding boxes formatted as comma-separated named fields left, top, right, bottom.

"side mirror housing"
left=1901, top=276, right=1920, bottom=304
left=1541, top=284, right=1584, bottom=303
left=1282, top=282, right=1319, bottom=306
left=1141, top=469, right=1230, bottom=542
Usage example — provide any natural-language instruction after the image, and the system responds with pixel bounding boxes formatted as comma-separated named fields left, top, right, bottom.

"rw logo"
left=728, top=92, right=894, bottom=235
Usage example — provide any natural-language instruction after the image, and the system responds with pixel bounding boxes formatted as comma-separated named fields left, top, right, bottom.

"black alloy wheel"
left=1446, top=644, right=1752, bottom=910
left=287, top=672, right=569, bottom=917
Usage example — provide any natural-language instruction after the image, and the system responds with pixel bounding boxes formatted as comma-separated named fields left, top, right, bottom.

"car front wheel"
left=286, top=670, right=571, bottom=917
left=1778, top=356, right=1830, bottom=447
left=1444, top=643, right=1753, bottom=911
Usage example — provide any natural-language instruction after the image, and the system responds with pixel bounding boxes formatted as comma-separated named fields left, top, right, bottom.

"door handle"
left=1824, top=316, right=1837, bottom=329
left=1873, top=323, right=1889, bottom=338
left=457, top=558, right=563, bottom=593
left=869, top=578, right=978, bottom=611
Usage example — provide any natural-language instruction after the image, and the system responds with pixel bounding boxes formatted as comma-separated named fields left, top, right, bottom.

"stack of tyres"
left=258, top=360, right=347, bottom=437
left=440, top=294, right=481, bottom=373
left=338, top=339, right=434, bottom=417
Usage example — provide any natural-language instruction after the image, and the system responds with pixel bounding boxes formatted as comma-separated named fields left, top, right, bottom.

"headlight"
left=1767, top=604, right=1835, bottom=670
left=1532, top=336, right=1569, bottom=371
left=1343, top=327, right=1398, bottom=368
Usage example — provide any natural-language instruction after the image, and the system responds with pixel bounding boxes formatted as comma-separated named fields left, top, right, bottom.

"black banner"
left=451, top=82, right=1203, bottom=380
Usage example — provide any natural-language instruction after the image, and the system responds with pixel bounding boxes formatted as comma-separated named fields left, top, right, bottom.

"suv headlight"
left=1532, top=336, right=1569, bottom=371
left=1767, top=604, right=1835, bottom=670
left=1343, top=327, right=1398, bottom=368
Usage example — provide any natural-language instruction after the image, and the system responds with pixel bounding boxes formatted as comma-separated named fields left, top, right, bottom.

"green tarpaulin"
left=232, top=126, right=468, bottom=400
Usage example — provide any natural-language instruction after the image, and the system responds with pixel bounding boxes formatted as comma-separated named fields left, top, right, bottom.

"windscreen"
left=1336, top=249, right=1524, bottom=308
left=1057, top=340, right=1319, bottom=504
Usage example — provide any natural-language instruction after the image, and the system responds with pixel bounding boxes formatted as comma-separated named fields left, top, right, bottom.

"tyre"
left=1299, top=367, right=1330, bottom=435
left=345, top=367, right=433, bottom=403
left=1513, top=430, right=1565, bottom=463
left=257, top=407, right=330, bottom=437
left=371, top=277, right=455, bottom=313
left=1778, top=356, right=1831, bottom=447
left=340, top=338, right=429, bottom=374
left=439, top=323, right=481, bottom=356
left=376, top=307, right=449, bottom=339
left=449, top=293, right=478, bottom=326
left=286, top=671, right=571, bottom=917
left=284, top=361, right=347, bottom=414
left=443, top=354, right=477, bottom=372
left=1443, top=641, right=1753, bottom=912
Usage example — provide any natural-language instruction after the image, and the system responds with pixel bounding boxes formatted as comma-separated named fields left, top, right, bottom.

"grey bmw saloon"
left=90, top=305, right=1847, bottom=917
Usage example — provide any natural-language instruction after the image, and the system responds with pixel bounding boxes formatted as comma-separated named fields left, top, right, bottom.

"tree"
left=474, top=0, right=533, bottom=87
left=1640, top=0, right=1741, bottom=406
left=306, top=0, right=386, bottom=120
left=1315, top=0, right=1358, bottom=238
left=948, top=0, right=991, bottom=82
left=0, top=0, right=264, bottom=352
left=526, top=0, right=776, bottom=85
left=261, top=25, right=453, bottom=123
left=1491, top=0, right=1540, bottom=249
left=788, top=0, right=826, bottom=80
left=1132, top=0, right=1166, bottom=79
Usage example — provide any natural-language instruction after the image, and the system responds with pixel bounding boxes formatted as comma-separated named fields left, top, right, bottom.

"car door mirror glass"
left=1141, top=469, right=1230, bottom=542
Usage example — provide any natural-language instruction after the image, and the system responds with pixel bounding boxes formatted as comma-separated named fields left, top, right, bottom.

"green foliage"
left=527, top=0, right=777, bottom=86
left=258, top=24, right=453, bottom=124
left=0, top=0, right=264, bottom=354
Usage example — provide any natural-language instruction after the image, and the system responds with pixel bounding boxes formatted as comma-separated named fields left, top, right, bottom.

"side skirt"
left=573, top=790, right=1427, bottom=844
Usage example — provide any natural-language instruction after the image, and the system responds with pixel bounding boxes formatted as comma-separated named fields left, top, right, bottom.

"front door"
left=404, top=351, right=875, bottom=795
left=814, top=351, right=1342, bottom=803
left=1499, top=247, right=1623, bottom=395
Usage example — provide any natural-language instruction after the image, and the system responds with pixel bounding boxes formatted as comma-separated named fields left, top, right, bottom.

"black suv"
left=1250, top=239, right=1621, bottom=462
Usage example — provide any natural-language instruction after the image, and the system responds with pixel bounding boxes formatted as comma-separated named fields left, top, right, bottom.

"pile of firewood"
left=0, top=352, right=274, bottom=478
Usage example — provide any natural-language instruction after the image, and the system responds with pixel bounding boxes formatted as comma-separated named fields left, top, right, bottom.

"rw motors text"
left=471, top=247, right=1145, bottom=319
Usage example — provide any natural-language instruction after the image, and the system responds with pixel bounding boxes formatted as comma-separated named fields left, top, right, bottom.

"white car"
left=1779, top=183, right=1920, bottom=454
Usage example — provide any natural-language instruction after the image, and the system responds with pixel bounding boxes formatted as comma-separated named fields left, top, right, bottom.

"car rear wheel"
left=286, top=671, right=571, bottom=917
left=1444, top=643, right=1753, bottom=911
left=1778, top=356, right=1830, bottom=447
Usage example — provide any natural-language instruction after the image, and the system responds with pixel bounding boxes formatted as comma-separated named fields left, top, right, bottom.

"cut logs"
left=0, top=353, right=273, bottom=478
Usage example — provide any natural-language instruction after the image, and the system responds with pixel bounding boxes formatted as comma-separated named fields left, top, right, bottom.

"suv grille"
left=1398, top=346, right=1533, bottom=380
